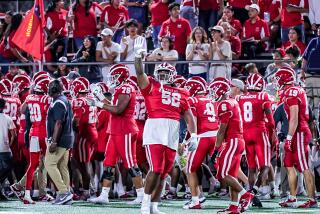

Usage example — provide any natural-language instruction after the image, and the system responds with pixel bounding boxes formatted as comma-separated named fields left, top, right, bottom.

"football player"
left=209, top=78, right=254, bottom=213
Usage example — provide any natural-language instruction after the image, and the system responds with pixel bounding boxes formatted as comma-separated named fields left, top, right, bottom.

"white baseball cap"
left=101, top=28, right=114, bottom=37
left=247, top=4, right=260, bottom=13
left=209, top=25, right=225, bottom=34
left=58, top=56, right=68, bottom=63
left=231, top=79, right=245, bottom=91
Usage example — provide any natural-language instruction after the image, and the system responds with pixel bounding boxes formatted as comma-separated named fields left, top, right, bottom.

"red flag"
left=12, top=0, right=45, bottom=60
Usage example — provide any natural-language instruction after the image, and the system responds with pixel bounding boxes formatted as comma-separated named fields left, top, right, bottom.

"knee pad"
left=128, top=167, right=142, bottom=178
left=101, top=166, right=114, bottom=181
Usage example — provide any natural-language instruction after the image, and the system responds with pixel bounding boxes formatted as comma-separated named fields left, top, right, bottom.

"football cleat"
left=217, top=205, right=239, bottom=214
left=161, top=191, right=177, bottom=200
left=87, top=195, right=109, bottom=204
left=10, top=184, right=24, bottom=201
left=279, top=197, right=297, bottom=207
left=127, top=197, right=143, bottom=205
left=297, top=199, right=318, bottom=208
left=53, top=192, right=73, bottom=205
left=23, top=196, right=35, bottom=204
left=38, top=194, right=55, bottom=202
left=239, top=191, right=255, bottom=212
left=183, top=200, right=202, bottom=209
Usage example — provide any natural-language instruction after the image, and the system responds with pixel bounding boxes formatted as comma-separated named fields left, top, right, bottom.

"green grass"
left=0, top=197, right=319, bottom=214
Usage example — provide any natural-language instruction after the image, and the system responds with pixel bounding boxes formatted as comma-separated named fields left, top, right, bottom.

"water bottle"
left=264, top=12, right=270, bottom=22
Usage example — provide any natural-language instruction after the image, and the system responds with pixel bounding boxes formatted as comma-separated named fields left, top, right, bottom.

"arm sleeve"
left=303, top=38, right=316, bottom=60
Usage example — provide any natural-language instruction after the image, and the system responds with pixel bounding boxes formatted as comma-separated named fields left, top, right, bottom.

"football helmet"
left=208, top=77, right=231, bottom=101
left=33, top=77, right=50, bottom=94
left=126, top=76, right=138, bottom=91
left=274, top=67, right=296, bottom=89
left=246, top=73, right=265, bottom=91
left=109, top=64, right=130, bottom=88
left=174, top=75, right=187, bottom=88
left=70, top=77, right=90, bottom=97
left=96, top=82, right=110, bottom=94
left=12, top=75, right=31, bottom=94
left=32, top=71, right=47, bottom=81
left=58, top=76, right=70, bottom=92
left=154, top=62, right=177, bottom=84
left=0, top=79, right=13, bottom=95
left=184, top=76, right=207, bottom=97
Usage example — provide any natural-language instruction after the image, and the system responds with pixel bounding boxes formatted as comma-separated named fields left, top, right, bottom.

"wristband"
left=96, top=101, right=104, bottom=108
left=286, top=135, right=292, bottom=141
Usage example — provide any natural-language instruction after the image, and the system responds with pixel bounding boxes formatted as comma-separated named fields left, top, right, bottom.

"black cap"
left=168, top=2, right=180, bottom=11
left=126, top=18, right=139, bottom=28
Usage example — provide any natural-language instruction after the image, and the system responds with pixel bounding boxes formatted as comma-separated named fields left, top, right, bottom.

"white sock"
left=25, top=190, right=31, bottom=198
left=32, top=190, right=39, bottom=198
left=177, top=184, right=183, bottom=193
left=143, top=193, right=151, bottom=204
left=269, top=181, right=275, bottom=190
left=101, top=187, right=110, bottom=198
left=136, top=187, right=144, bottom=198
left=151, top=202, right=158, bottom=210
left=209, top=177, right=216, bottom=185
left=192, top=196, right=199, bottom=203
left=239, top=189, right=247, bottom=197
left=230, top=201, right=239, bottom=206
left=170, top=187, right=176, bottom=193
left=117, top=183, right=125, bottom=196
left=289, top=195, right=296, bottom=200
left=185, top=186, right=190, bottom=193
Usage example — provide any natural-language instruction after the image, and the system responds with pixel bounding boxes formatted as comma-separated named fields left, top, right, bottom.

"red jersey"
left=258, top=0, right=281, bottom=22
left=150, top=1, right=169, bottom=27
left=159, top=17, right=192, bottom=55
left=243, top=17, right=270, bottom=40
left=189, top=95, right=219, bottom=134
left=100, top=4, right=129, bottom=28
left=72, top=96, right=98, bottom=133
left=26, top=94, right=50, bottom=137
left=283, top=40, right=306, bottom=54
left=199, top=0, right=219, bottom=10
left=281, top=0, right=308, bottom=28
left=141, top=78, right=190, bottom=121
left=46, top=9, right=68, bottom=37
left=73, top=3, right=101, bottom=38
left=217, top=98, right=243, bottom=139
left=134, top=92, right=147, bottom=122
left=236, top=91, right=271, bottom=129
left=0, top=30, right=18, bottom=60
left=107, top=84, right=139, bottom=135
left=229, top=0, right=252, bottom=8
left=2, top=95, right=21, bottom=125
left=283, top=86, right=309, bottom=130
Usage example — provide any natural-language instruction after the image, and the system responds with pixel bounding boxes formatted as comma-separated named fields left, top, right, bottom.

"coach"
left=44, top=79, right=74, bottom=205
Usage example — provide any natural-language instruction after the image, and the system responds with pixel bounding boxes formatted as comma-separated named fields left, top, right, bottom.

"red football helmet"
left=33, top=73, right=50, bottom=85
left=96, top=82, right=110, bottom=94
left=184, top=76, right=207, bottom=97
left=246, top=73, right=265, bottom=91
left=0, top=79, right=13, bottom=95
left=126, top=76, right=138, bottom=91
left=109, top=64, right=130, bottom=88
left=32, top=71, right=47, bottom=81
left=208, top=77, right=231, bottom=101
left=33, top=77, right=50, bottom=94
left=58, top=76, right=70, bottom=92
left=154, top=62, right=177, bottom=84
left=12, top=75, right=31, bottom=94
left=174, top=75, right=187, bottom=88
left=274, top=67, right=296, bottom=89
left=70, top=77, right=90, bottom=97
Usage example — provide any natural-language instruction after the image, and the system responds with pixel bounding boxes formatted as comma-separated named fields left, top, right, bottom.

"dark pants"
left=199, top=9, right=218, bottom=34
left=176, top=54, right=189, bottom=78
left=0, top=152, right=13, bottom=183
left=233, top=7, right=249, bottom=25
left=242, top=41, right=264, bottom=59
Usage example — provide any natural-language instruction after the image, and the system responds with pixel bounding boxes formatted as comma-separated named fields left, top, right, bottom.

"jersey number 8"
left=243, top=102, right=253, bottom=122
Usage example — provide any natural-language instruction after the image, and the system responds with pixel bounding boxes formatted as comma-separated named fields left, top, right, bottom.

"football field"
left=0, top=197, right=319, bottom=214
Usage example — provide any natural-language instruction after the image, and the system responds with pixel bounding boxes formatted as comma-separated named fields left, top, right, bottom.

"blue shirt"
left=303, top=37, right=320, bottom=74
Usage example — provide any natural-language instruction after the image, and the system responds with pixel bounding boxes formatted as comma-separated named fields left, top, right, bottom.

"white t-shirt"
left=152, top=48, right=178, bottom=60
left=120, top=35, right=147, bottom=76
left=209, top=40, right=232, bottom=80
left=96, top=41, right=121, bottom=82
left=186, top=43, right=210, bottom=74
left=0, top=113, right=15, bottom=153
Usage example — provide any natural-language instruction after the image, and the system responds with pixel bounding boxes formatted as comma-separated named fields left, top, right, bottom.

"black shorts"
left=0, top=152, right=13, bottom=182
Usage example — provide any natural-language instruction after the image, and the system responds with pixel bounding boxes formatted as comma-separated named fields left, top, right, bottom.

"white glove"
left=90, top=84, right=105, bottom=101
left=134, top=36, right=146, bottom=58
left=188, top=133, right=199, bottom=152
left=86, top=98, right=104, bottom=108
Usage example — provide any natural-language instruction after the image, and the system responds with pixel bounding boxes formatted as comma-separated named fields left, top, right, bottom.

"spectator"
left=227, top=0, right=252, bottom=24
left=245, top=62, right=259, bottom=75
left=264, top=48, right=290, bottom=82
left=258, top=0, right=281, bottom=48
left=185, top=26, right=210, bottom=79
left=45, top=0, right=68, bottom=55
left=96, top=28, right=121, bottom=82
left=208, top=25, right=232, bottom=81
left=100, top=0, right=129, bottom=44
left=180, top=0, right=199, bottom=29
left=71, top=0, right=102, bottom=50
left=149, top=0, right=169, bottom=49
left=120, top=19, right=147, bottom=76
left=301, top=26, right=320, bottom=112
left=5, top=64, right=21, bottom=81
left=159, top=2, right=192, bottom=77
left=309, top=0, right=320, bottom=32
left=284, top=45, right=301, bottom=70
left=45, top=80, right=74, bottom=205
left=218, top=6, right=242, bottom=36
left=198, top=0, right=221, bottom=35
left=283, top=27, right=306, bottom=54
left=230, top=79, right=245, bottom=98
left=0, top=13, right=28, bottom=74
left=147, top=36, right=178, bottom=62
left=0, top=98, right=16, bottom=201
left=242, top=4, right=270, bottom=59
left=220, top=22, right=242, bottom=77
left=0, top=11, right=13, bottom=39
left=53, top=56, right=70, bottom=78
left=280, top=0, right=309, bottom=43
left=124, top=0, right=147, bottom=33
left=72, top=36, right=102, bottom=83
